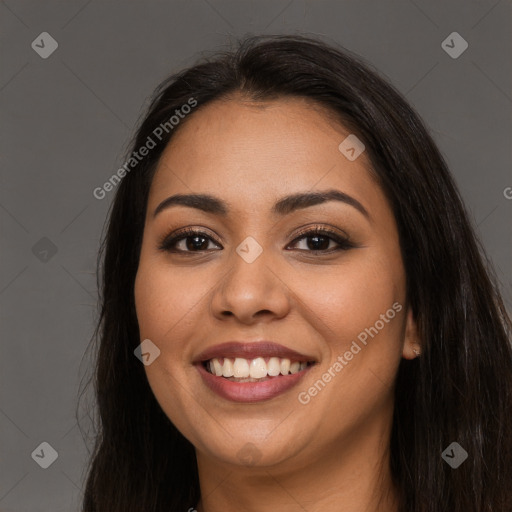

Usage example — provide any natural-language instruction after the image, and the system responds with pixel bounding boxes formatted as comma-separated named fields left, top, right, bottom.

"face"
left=134, top=96, right=419, bottom=471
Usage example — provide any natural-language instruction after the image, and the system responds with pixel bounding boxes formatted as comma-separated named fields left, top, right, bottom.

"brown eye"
left=288, top=228, right=355, bottom=253
left=158, top=226, right=355, bottom=255
left=158, top=229, right=222, bottom=253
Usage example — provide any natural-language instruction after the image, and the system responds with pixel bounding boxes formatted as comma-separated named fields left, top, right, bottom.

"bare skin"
left=134, top=95, right=421, bottom=512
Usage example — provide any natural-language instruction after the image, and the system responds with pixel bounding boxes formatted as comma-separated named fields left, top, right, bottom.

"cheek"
left=295, top=255, right=405, bottom=352
left=297, top=262, right=405, bottom=420
left=134, top=261, right=206, bottom=436
left=134, top=259, right=212, bottom=343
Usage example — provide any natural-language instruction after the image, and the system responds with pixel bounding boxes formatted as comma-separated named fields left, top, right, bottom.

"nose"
left=209, top=246, right=291, bottom=325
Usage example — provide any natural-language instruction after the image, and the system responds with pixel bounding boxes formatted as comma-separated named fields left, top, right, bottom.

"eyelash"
left=157, top=225, right=355, bottom=255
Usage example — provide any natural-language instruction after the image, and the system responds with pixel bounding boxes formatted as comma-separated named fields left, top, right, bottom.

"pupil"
left=308, top=235, right=329, bottom=251
left=187, top=236, right=208, bottom=251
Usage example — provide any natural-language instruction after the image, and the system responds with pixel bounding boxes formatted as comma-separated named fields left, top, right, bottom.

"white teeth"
left=290, top=361, right=300, bottom=374
left=249, top=357, right=267, bottom=379
left=222, top=358, right=234, bottom=377
left=206, top=356, right=310, bottom=378
left=267, top=357, right=281, bottom=376
left=280, top=359, right=291, bottom=376
left=212, top=358, right=223, bottom=377
left=233, top=358, right=250, bottom=378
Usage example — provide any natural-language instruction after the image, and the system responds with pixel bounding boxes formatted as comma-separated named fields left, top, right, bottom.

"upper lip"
left=193, top=341, right=316, bottom=363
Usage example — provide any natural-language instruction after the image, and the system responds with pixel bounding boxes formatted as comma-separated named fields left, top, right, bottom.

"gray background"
left=1, top=1, right=511, bottom=510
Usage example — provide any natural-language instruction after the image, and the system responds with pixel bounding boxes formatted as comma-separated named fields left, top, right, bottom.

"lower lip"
left=196, top=362, right=313, bottom=403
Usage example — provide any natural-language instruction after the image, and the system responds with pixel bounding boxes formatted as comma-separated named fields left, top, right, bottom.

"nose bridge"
left=225, top=239, right=274, bottom=301
left=210, top=236, right=290, bottom=322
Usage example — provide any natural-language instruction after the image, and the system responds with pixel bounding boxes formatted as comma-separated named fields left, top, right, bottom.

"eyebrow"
left=153, top=189, right=370, bottom=220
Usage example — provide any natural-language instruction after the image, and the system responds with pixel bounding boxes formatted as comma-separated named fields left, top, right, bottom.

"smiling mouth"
left=202, top=356, right=316, bottom=382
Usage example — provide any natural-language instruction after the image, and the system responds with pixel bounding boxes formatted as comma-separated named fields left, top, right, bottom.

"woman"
left=81, top=34, right=512, bottom=511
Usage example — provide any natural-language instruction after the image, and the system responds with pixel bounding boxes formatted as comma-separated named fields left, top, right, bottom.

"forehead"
left=148, top=97, right=383, bottom=218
